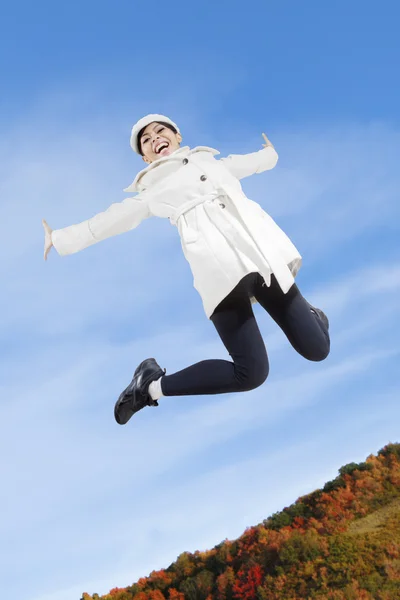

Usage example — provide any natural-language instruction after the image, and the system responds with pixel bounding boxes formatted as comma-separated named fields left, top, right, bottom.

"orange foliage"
left=167, top=589, right=185, bottom=600
left=133, top=593, right=150, bottom=600
left=147, top=591, right=166, bottom=600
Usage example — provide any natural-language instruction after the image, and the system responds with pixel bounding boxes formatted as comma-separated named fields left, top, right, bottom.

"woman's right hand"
left=42, top=219, right=53, bottom=260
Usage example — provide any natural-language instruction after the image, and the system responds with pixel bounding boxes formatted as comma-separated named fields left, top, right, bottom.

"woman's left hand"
left=262, top=133, right=274, bottom=149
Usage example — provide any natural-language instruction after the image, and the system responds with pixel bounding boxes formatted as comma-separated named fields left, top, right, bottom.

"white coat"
left=51, top=145, right=302, bottom=318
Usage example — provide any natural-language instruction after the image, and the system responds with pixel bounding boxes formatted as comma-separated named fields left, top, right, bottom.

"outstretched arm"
left=44, top=195, right=150, bottom=258
left=219, top=133, right=278, bottom=180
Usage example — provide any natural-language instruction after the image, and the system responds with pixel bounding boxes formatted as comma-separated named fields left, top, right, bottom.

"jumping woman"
left=42, top=114, right=330, bottom=425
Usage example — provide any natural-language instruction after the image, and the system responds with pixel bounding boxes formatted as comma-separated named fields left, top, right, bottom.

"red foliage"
left=232, top=564, right=264, bottom=599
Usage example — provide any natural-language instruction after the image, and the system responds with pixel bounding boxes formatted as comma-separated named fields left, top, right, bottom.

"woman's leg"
left=114, top=273, right=330, bottom=424
left=161, top=274, right=269, bottom=396
left=253, top=274, right=330, bottom=362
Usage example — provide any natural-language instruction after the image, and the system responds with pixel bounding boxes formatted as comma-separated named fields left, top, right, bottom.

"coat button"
left=200, top=174, right=207, bottom=181
left=219, top=203, right=225, bottom=209
left=183, top=158, right=188, bottom=165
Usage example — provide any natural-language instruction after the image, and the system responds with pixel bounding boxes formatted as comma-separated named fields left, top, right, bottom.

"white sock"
left=148, top=376, right=164, bottom=401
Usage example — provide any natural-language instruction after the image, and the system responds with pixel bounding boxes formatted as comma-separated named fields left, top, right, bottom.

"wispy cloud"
left=1, top=98, right=399, bottom=600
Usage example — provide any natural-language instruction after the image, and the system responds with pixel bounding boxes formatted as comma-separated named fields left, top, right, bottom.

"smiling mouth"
left=155, top=142, right=169, bottom=154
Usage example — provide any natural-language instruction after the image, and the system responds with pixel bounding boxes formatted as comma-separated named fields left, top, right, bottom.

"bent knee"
left=236, top=359, right=269, bottom=391
left=304, top=340, right=330, bottom=362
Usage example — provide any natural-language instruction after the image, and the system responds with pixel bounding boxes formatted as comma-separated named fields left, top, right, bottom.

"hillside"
left=81, top=443, right=400, bottom=600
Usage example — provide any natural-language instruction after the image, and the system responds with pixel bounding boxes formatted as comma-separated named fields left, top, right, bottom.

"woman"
left=43, top=113, right=330, bottom=425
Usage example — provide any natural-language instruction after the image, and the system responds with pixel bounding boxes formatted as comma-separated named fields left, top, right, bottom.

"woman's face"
left=140, top=122, right=182, bottom=163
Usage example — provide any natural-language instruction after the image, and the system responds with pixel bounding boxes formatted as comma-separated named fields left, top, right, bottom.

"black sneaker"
left=308, top=303, right=329, bottom=330
left=114, top=358, right=166, bottom=425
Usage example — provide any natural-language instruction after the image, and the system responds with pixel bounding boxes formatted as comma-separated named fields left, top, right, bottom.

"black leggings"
left=161, top=272, right=330, bottom=396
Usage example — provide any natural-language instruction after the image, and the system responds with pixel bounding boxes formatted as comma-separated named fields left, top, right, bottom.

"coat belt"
left=170, top=188, right=295, bottom=294
left=169, top=191, right=223, bottom=225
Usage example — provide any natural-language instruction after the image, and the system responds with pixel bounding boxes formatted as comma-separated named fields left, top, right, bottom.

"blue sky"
left=1, top=1, right=399, bottom=599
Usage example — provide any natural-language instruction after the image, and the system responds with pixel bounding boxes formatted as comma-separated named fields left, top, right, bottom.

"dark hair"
left=137, top=121, right=178, bottom=155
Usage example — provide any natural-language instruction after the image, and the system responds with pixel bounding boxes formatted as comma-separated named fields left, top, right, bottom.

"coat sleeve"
left=51, top=194, right=150, bottom=256
left=219, top=146, right=278, bottom=179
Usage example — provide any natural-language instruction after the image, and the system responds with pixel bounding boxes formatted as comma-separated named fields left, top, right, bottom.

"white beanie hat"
left=130, top=113, right=180, bottom=154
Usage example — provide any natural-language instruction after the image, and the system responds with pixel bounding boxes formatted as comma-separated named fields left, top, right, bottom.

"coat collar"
left=123, top=146, right=220, bottom=193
